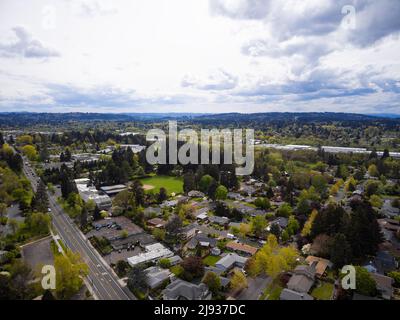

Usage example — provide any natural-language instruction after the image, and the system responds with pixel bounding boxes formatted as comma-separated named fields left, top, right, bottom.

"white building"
left=127, top=243, right=174, bottom=267
left=74, top=179, right=112, bottom=210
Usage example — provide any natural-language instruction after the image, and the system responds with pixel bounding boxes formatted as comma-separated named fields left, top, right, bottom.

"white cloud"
left=0, top=26, right=60, bottom=59
left=0, top=0, right=399, bottom=114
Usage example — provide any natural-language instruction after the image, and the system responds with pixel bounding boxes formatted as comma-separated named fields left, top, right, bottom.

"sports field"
left=140, top=175, right=183, bottom=195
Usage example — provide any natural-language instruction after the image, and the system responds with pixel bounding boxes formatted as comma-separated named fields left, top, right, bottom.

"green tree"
left=230, top=269, right=247, bottom=292
left=127, top=264, right=148, bottom=293
left=55, top=250, right=89, bottom=299
left=368, top=164, right=379, bottom=177
left=276, top=203, right=292, bottom=218
left=301, top=209, right=318, bottom=237
left=202, top=271, right=221, bottom=294
left=21, top=145, right=37, bottom=161
left=254, top=197, right=270, bottom=210
left=158, top=187, right=168, bottom=203
left=369, top=195, right=383, bottom=208
left=215, top=185, right=228, bottom=200
left=32, top=179, right=49, bottom=213
left=199, top=175, right=214, bottom=193
left=287, top=215, right=300, bottom=236
left=354, top=266, right=377, bottom=297
left=158, top=258, right=171, bottom=269
left=388, top=271, right=400, bottom=288
left=152, top=228, right=166, bottom=241
left=330, top=233, right=352, bottom=269
left=251, top=215, right=267, bottom=237
left=248, top=235, right=299, bottom=278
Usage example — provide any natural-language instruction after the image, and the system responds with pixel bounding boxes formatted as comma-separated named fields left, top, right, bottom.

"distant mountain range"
left=0, top=111, right=399, bottom=126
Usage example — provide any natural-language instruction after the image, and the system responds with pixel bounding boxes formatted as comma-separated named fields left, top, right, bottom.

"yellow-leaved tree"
left=55, top=250, right=89, bottom=299
left=248, top=234, right=298, bottom=279
left=301, top=209, right=318, bottom=237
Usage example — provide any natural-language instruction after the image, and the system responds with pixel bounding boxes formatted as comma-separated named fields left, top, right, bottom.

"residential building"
left=305, top=256, right=333, bottom=278
left=215, top=253, right=248, bottom=272
left=145, top=266, right=172, bottom=289
left=266, top=217, right=289, bottom=231
left=287, top=265, right=316, bottom=293
left=226, top=241, right=258, bottom=256
left=188, top=190, right=205, bottom=198
left=168, top=255, right=183, bottom=266
left=280, top=288, right=314, bottom=300
left=370, top=273, right=394, bottom=300
left=162, top=279, right=212, bottom=300
left=147, top=217, right=167, bottom=229
left=209, top=216, right=229, bottom=226
left=187, top=234, right=217, bottom=249
left=180, top=224, right=198, bottom=240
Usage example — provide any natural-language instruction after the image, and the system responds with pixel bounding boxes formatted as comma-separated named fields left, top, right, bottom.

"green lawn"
left=139, top=175, right=183, bottom=195
left=311, top=282, right=334, bottom=300
left=203, top=255, right=221, bottom=266
left=260, top=278, right=284, bottom=300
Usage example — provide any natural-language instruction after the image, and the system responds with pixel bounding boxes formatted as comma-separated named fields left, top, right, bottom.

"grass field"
left=139, top=175, right=183, bottom=195
left=311, top=282, right=334, bottom=300
left=203, top=255, right=221, bottom=266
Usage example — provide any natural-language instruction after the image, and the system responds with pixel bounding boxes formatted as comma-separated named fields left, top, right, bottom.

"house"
left=162, top=279, right=212, bottom=300
left=240, top=185, right=256, bottom=196
left=145, top=266, right=172, bottom=289
left=280, top=288, right=314, bottom=300
left=370, top=273, right=394, bottom=300
left=266, top=217, right=288, bottom=231
left=227, top=192, right=244, bottom=201
left=228, top=202, right=253, bottom=215
left=168, top=255, right=183, bottom=266
left=249, top=209, right=266, bottom=218
left=287, top=265, right=316, bottom=293
left=144, top=206, right=162, bottom=218
left=215, top=253, right=248, bottom=272
left=188, top=190, right=205, bottom=198
left=192, top=207, right=209, bottom=220
left=305, top=256, right=333, bottom=278
left=160, top=200, right=178, bottom=208
left=378, top=219, right=400, bottom=244
left=226, top=241, right=258, bottom=256
left=228, top=222, right=242, bottom=230
left=127, top=243, right=173, bottom=267
left=187, top=234, right=217, bottom=249
left=381, top=199, right=400, bottom=218
left=180, top=224, right=198, bottom=240
left=147, top=218, right=167, bottom=229
left=374, top=251, right=398, bottom=274
left=209, top=216, right=230, bottom=226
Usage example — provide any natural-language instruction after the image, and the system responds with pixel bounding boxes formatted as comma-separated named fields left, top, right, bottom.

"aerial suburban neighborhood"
left=1, top=112, right=399, bottom=301
left=0, top=0, right=400, bottom=311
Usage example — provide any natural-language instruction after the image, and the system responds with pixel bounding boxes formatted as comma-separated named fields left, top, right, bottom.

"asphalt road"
left=21, top=157, right=134, bottom=300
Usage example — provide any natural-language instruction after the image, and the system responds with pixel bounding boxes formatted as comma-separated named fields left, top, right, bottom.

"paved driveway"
left=237, top=275, right=271, bottom=300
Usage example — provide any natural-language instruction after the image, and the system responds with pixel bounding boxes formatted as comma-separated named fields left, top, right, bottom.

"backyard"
left=311, top=282, right=334, bottom=300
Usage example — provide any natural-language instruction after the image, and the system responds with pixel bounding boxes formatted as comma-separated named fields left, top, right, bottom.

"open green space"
left=140, top=175, right=183, bottom=195
left=311, top=282, right=334, bottom=300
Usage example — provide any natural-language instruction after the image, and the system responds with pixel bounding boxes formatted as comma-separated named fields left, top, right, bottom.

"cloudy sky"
left=0, top=0, right=399, bottom=114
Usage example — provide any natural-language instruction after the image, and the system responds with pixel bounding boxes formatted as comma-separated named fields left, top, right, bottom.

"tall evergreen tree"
left=33, top=180, right=49, bottom=213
